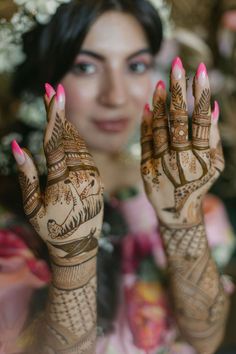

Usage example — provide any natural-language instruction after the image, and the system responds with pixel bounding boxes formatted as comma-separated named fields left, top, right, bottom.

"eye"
left=128, top=62, right=150, bottom=74
left=71, top=62, right=96, bottom=75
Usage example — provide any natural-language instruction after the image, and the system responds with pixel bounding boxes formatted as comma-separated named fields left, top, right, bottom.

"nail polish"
left=56, top=84, right=65, bottom=110
left=144, top=103, right=150, bottom=113
left=11, top=140, right=25, bottom=165
left=172, top=57, right=183, bottom=80
left=196, top=63, right=208, bottom=87
left=156, top=80, right=166, bottom=91
left=212, top=101, right=220, bottom=123
left=45, top=83, right=56, bottom=99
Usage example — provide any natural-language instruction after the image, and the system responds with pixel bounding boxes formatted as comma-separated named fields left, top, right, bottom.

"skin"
left=11, top=9, right=228, bottom=354
left=61, top=11, right=154, bottom=193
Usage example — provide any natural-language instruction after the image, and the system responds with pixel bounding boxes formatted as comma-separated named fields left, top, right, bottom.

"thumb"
left=11, top=140, right=44, bottom=225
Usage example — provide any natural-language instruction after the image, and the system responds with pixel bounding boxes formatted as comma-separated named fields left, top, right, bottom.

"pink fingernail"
left=196, top=63, right=208, bottom=86
left=11, top=140, right=25, bottom=166
left=156, top=80, right=166, bottom=91
left=212, top=101, right=220, bottom=123
left=172, top=57, right=183, bottom=80
left=56, top=84, right=65, bottom=110
left=45, top=83, right=56, bottom=99
left=144, top=103, right=150, bottom=113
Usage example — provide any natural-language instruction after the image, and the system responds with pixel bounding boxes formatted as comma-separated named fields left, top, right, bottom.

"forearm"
left=160, top=221, right=229, bottom=354
left=32, top=255, right=97, bottom=354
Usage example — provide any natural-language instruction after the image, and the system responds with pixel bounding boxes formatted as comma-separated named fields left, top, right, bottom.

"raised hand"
left=141, top=57, right=224, bottom=226
left=11, top=84, right=104, bottom=353
left=141, top=59, right=229, bottom=354
left=12, top=85, right=103, bottom=266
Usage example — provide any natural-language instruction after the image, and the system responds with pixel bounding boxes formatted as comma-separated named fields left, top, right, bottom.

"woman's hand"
left=141, top=57, right=224, bottom=226
left=12, top=84, right=104, bottom=266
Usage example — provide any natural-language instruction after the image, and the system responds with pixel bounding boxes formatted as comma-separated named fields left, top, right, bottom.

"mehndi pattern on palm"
left=141, top=59, right=224, bottom=226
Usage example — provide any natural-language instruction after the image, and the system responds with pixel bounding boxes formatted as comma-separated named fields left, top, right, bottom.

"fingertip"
left=56, top=83, right=65, bottom=110
left=171, top=57, right=184, bottom=80
left=45, top=83, right=56, bottom=100
left=212, top=100, right=220, bottom=123
left=144, top=103, right=150, bottom=113
left=11, top=140, right=26, bottom=166
left=156, top=80, right=166, bottom=91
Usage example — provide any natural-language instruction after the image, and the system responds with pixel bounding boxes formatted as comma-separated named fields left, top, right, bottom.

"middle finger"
left=169, top=57, right=190, bottom=151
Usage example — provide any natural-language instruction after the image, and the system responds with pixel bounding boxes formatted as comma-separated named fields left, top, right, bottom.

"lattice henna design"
left=39, top=319, right=96, bottom=354
left=160, top=223, right=228, bottom=352
left=47, top=276, right=96, bottom=337
left=163, top=164, right=215, bottom=215
left=47, top=180, right=103, bottom=239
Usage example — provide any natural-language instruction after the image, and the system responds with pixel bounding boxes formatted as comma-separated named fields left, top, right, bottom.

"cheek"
left=61, top=75, right=98, bottom=124
left=130, top=78, right=153, bottom=109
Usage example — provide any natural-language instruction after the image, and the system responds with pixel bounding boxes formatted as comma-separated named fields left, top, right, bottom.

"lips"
left=92, top=118, right=130, bottom=133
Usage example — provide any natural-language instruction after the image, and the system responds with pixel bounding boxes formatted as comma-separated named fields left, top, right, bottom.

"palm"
left=141, top=62, right=224, bottom=226
left=19, top=97, right=104, bottom=265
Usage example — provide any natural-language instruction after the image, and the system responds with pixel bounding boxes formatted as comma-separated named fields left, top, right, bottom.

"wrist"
left=51, top=255, right=97, bottom=290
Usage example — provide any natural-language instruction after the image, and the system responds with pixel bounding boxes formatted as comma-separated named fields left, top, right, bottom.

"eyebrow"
left=78, top=48, right=152, bottom=61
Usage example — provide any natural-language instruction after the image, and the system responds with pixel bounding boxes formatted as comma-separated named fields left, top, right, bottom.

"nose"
left=99, top=69, right=127, bottom=107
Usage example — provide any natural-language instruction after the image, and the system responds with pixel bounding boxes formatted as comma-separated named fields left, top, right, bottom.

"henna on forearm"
left=13, top=89, right=104, bottom=354
left=33, top=256, right=97, bottom=354
left=160, top=222, right=229, bottom=354
left=141, top=59, right=229, bottom=353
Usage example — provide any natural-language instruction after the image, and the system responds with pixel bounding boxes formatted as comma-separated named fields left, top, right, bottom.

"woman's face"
left=61, top=11, right=154, bottom=153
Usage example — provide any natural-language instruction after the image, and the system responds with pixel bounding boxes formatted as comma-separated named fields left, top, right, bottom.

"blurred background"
left=0, top=0, right=236, bottom=352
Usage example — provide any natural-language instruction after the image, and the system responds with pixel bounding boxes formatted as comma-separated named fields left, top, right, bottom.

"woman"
left=0, top=0, right=234, bottom=353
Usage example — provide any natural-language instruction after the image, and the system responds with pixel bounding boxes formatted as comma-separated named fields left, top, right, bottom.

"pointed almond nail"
left=45, top=83, right=56, bottom=100
left=196, top=63, right=208, bottom=87
left=144, top=103, right=150, bottom=113
left=56, top=84, right=65, bottom=110
left=11, top=140, right=25, bottom=166
left=212, top=101, right=220, bottom=123
left=172, top=57, right=183, bottom=80
left=156, top=80, right=166, bottom=91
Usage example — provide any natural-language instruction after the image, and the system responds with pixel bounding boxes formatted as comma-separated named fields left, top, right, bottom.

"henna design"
left=51, top=255, right=97, bottom=290
left=152, top=98, right=169, bottom=157
left=168, top=82, right=190, bottom=151
left=171, top=82, right=187, bottom=111
left=44, top=114, right=69, bottom=186
left=63, top=120, right=98, bottom=173
left=160, top=223, right=229, bottom=353
left=192, top=89, right=211, bottom=150
left=19, top=171, right=42, bottom=219
left=141, top=63, right=228, bottom=353
left=47, top=180, right=103, bottom=239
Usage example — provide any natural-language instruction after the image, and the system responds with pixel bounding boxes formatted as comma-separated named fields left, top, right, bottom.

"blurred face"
left=61, top=11, right=154, bottom=153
